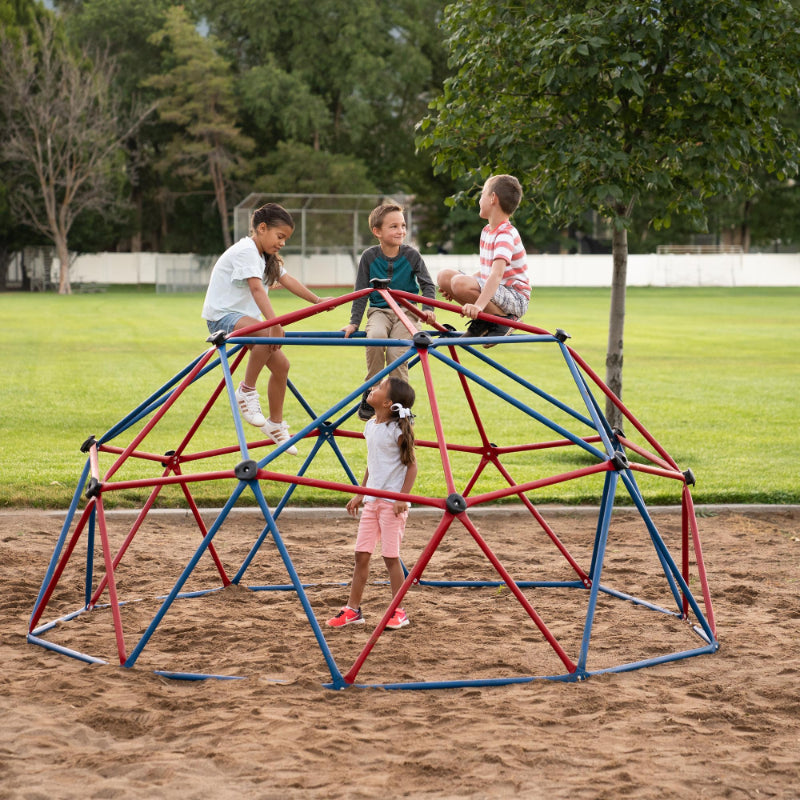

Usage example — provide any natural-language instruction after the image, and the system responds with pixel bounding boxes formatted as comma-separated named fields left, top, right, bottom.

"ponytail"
left=263, top=252, right=284, bottom=287
left=386, top=378, right=416, bottom=466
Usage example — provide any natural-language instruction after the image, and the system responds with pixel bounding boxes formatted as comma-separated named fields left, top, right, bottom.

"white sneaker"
left=261, top=419, right=299, bottom=456
left=235, top=386, right=267, bottom=427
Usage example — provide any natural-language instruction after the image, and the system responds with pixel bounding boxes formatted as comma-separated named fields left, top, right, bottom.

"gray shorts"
left=476, top=277, right=529, bottom=318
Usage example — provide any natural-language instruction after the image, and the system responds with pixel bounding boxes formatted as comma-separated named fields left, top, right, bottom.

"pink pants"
left=355, top=501, right=407, bottom=558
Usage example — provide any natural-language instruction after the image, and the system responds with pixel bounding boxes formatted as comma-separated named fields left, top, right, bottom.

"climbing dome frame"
left=28, top=287, right=718, bottom=689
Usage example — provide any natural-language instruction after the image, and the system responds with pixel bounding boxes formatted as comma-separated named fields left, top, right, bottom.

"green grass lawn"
left=1, top=285, right=798, bottom=509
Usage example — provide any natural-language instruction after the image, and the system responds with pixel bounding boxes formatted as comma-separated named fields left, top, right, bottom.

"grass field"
left=1, top=285, right=798, bottom=509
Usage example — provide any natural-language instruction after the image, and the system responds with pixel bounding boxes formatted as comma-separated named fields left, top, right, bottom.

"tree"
left=193, top=0, right=450, bottom=194
left=144, top=5, right=254, bottom=250
left=57, top=0, right=175, bottom=252
left=0, top=16, right=152, bottom=293
left=253, top=142, right=378, bottom=196
left=39, top=0, right=450, bottom=253
left=418, top=0, right=800, bottom=427
left=0, top=0, right=51, bottom=289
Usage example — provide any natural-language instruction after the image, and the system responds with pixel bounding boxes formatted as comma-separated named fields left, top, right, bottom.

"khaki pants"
left=364, top=307, right=419, bottom=384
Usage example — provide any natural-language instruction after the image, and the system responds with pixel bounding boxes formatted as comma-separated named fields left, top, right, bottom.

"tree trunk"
left=56, top=234, right=71, bottom=295
left=131, top=185, right=143, bottom=252
left=209, top=150, right=231, bottom=250
left=605, top=225, right=627, bottom=431
left=0, top=244, right=9, bottom=292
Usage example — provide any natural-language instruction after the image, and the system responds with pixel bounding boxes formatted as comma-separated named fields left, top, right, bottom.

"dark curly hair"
left=251, top=203, right=295, bottom=286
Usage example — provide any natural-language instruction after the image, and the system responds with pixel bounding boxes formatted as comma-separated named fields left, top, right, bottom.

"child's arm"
left=248, top=277, right=278, bottom=321
left=342, top=251, right=372, bottom=336
left=247, top=278, right=284, bottom=349
left=278, top=272, right=322, bottom=304
left=392, top=457, right=418, bottom=516
left=463, top=259, right=505, bottom=319
left=346, top=469, right=369, bottom=517
left=413, top=253, right=437, bottom=324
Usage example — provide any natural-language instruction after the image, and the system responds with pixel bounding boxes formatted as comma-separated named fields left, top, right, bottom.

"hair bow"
left=391, top=402, right=415, bottom=420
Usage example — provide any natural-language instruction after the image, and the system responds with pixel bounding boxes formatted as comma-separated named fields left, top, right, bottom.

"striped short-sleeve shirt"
left=479, top=220, right=530, bottom=300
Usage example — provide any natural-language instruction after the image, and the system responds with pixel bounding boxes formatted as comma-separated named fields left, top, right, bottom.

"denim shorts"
left=206, top=311, right=245, bottom=337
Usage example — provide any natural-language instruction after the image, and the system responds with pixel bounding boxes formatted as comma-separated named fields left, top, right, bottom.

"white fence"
left=9, top=249, right=800, bottom=289
left=422, top=251, right=800, bottom=288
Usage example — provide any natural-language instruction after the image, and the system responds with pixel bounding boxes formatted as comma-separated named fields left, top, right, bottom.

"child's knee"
left=268, top=350, right=290, bottom=377
left=249, top=343, right=272, bottom=365
left=437, top=268, right=455, bottom=288
left=450, top=272, right=478, bottom=299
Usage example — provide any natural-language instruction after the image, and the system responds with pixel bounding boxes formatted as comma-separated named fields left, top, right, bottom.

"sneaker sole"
left=274, top=445, right=299, bottom=456
left=327, top=618, right=365, bottom=627
left=482, top=320, right=515, bottom=348
left=265, top=442, right=299, bottom=456
left=463, top=326, right=491, bottom=338
left=240, top=413, right=267, bottom=427
left=385, top=618, right=410, bottom=630
left=261, top=431, right=299, bottom=456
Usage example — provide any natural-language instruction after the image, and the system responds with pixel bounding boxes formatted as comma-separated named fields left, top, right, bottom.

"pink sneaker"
left=327, top=606, right=364, bottom=627
left=386, top=607, right=409, bottom=630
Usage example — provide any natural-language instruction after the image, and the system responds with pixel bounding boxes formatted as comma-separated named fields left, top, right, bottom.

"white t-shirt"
left=201, top=237, right=286, bottom=322
left=363, top=418, right=407, bottom=503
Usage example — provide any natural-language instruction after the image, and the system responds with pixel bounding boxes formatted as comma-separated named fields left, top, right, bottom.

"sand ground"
left=1, top=506, right=798, bottom=799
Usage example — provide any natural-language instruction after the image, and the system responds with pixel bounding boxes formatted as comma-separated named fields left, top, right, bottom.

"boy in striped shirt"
left=437, top=174, right=530, bottom=346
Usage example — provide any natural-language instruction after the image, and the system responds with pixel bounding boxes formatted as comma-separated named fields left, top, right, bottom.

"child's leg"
left=227, top=316, right=274, bottom=427
left=383, top=556, right=405, bottom=599
left=437, top=268, right=482, bottom=304
left=232, top=321, right=296, bottom=447
left=263, top=349, right=290, bottom=423
left=388, top=357, right=410, bottom=383
left=238, top=339, right=291, bottom=426
left=438, top=269, right=507, bottom=314
left=233, top=316, right=279, bottom=390
left=456, top=275, right=506, bottom=315
left=348, top=501, right=381, bottom=609
left=436, top=268, right=459, bottom=301
left=387, top=312, right=415, bottom=382
left=376, top=501, right=407, bottom=600
left=230, top=315, right=291, bottom=424
left=364, top=307, right=394, bottom=381
left=347, top=550, right=371, bottom=609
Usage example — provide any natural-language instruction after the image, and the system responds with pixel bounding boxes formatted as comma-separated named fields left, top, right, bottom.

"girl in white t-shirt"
left=327, top=377, right=418, bottom=630
left=202, top=203, right=322, bottom=454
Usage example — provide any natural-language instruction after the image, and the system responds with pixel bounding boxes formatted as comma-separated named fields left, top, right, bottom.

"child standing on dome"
left=341, top=202, right=436, bottom=420
left=327, top=377, right=418, bottom=630
left=202, top=203, right=322, bottom=455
